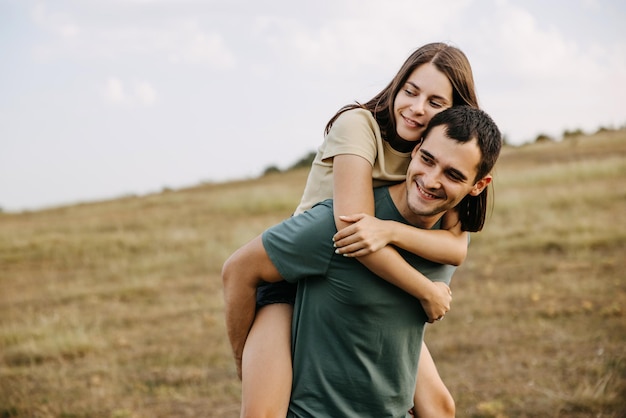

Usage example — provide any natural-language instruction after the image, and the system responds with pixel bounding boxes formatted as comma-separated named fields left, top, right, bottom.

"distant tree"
left=535, top=133, right=553, bottom=143
left=287, top=151, right=316, bottom=170
left=595, top=126, right=613, bottom=134
left=563, top=129, right=584, bottom=139
left=261, top=151, right=316, bottom=178
left=263, top=165, right=281, bottom=176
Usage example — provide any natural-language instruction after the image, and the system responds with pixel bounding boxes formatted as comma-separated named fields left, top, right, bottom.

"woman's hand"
left=420, top=281, right=452, bottom=323
left=332, top=213, right=393, bottom=257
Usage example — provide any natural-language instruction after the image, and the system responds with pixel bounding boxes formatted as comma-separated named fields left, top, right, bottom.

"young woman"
left=240, top=42, right=479, bottom=418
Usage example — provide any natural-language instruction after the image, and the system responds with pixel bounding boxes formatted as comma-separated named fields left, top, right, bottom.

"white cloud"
left=59, top=23, right=79, bottom=38
left=31, top=2, right=79, bottom=38
left=135, top=81, right=158, bottom=106
left=104, top=77, right=126, bottom=104
left=103, top=78, right=157, bottom=107
left=28, top=4, right=236, bottom=70
left=250, top=0, right=472, bottom=75
left=167, top=21, right=236, bottom=69
left=581, top=0, right=601, bottom=9
left=489, top=4, right=581, bottom=80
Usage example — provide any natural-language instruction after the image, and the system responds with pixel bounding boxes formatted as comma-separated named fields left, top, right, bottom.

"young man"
left=222, top=106, right=502, bottom=417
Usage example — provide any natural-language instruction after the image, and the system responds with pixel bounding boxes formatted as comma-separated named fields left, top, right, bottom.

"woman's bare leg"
left=412, top=341, right=455, bottom=418
left=240, top=303, right=293, bottom=418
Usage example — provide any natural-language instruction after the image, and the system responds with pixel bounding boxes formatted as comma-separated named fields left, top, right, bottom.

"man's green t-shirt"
left=262, top=186, right=456, bottom=417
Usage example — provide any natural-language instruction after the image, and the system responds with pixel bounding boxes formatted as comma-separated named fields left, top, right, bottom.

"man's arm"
left=221, top=235, right=283, bottom=377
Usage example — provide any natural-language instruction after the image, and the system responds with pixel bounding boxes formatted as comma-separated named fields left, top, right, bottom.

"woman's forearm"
left=356, top=246, right=451, bottom=321
left=389, top=222, right=468, bottom=266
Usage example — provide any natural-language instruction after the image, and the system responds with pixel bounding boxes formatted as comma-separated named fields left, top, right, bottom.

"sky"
left=1, top=0, right=625, bottom=212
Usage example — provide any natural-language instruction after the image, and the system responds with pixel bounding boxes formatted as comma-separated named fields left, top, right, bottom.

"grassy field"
left=1, top=129, right=625, bottom=417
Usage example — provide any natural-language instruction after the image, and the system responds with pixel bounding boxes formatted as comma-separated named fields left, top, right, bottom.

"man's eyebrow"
left=447, top=167, right=468, bottom=181
left=420, top=148, right=469, bottom=181
left=419, top=148, right=434, bottom=159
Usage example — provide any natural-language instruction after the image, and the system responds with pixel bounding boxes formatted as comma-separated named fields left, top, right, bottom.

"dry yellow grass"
left=1, top=129, right=625, bottom=417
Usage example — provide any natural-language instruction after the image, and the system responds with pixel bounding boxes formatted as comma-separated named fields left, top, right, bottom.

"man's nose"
left=421, top=170, right=441, bottom=189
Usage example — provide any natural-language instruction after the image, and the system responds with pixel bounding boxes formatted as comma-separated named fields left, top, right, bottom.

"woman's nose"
left=410, top=98, right=425, bottom=115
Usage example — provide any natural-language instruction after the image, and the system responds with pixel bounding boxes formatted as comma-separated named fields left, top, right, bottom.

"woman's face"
left=394, top=63, right=453, bottom=142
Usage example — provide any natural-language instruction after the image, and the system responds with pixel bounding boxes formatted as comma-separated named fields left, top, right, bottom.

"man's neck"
left=388, top=183, right=442, bottom=229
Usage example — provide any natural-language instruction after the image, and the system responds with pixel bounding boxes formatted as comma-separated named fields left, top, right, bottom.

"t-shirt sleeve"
left=262, top=200, right=336, bottom=283
left=322, top=109, right=379, bottom=165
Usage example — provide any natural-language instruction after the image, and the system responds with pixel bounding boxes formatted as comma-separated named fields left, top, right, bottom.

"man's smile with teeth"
left=415, top=181, right=440, bottom=199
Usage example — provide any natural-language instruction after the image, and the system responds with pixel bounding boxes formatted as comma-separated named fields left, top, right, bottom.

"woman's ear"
left=469, top=174, right=492, bottom=196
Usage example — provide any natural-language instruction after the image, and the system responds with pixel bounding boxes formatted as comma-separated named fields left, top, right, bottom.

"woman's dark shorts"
left=256, top=281, right=297, bottom=308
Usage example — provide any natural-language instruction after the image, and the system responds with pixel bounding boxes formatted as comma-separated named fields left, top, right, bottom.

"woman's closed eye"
left=429, top=100, right=445, bottom=109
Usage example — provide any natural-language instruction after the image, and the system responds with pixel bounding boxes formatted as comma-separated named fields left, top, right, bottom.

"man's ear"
left=411, top=137, right=424, bottom=157
left=469, top=174, right=492, bottom=196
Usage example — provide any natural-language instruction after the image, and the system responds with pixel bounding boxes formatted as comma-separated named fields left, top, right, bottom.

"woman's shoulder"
left=336, top=107, right=375, bottom=123
left=332, top=107, right=378, bottom=133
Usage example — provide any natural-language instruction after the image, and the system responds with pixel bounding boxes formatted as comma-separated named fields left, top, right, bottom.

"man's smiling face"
left=404, top=125, right=491, bottom=221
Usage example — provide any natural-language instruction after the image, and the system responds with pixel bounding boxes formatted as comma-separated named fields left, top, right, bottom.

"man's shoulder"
left=262, top=200, right=336, bottom=281
left=264, top=200, right=335, bottom=245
